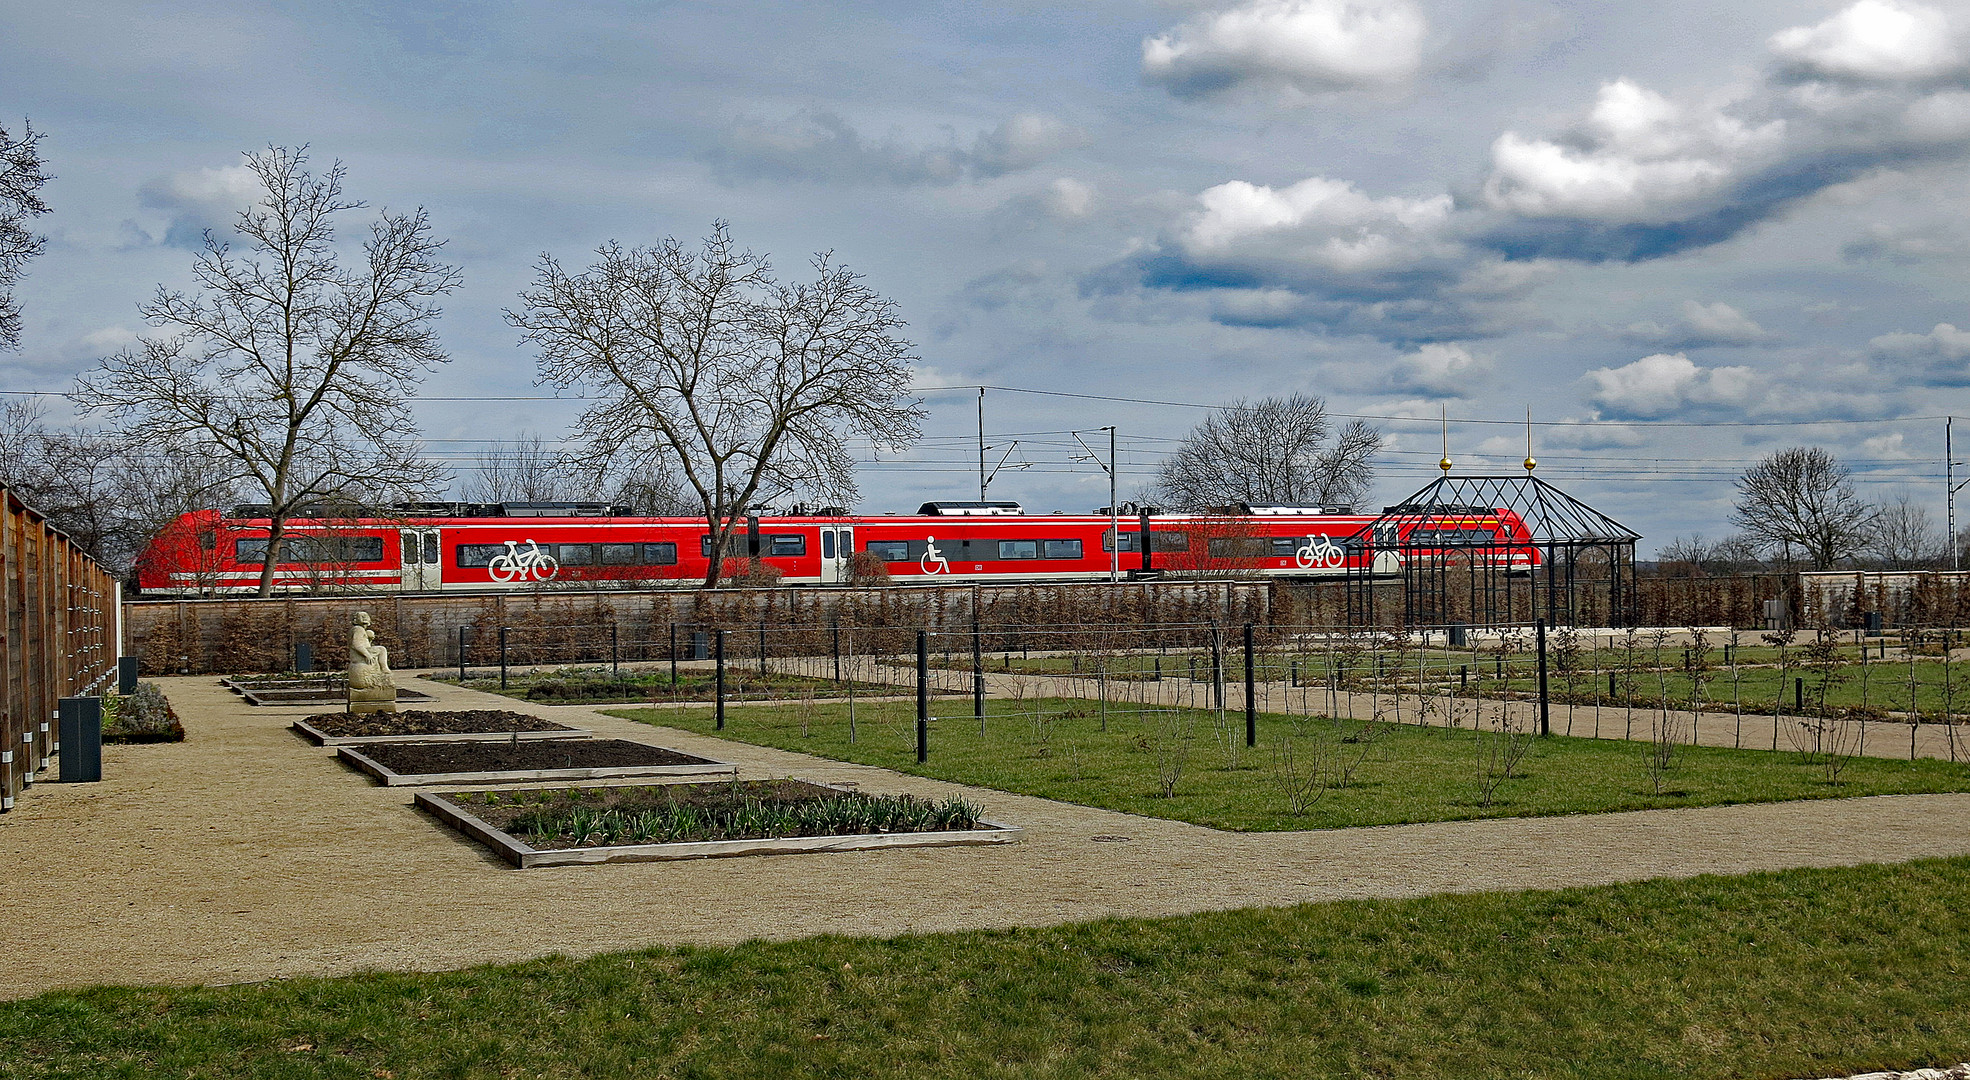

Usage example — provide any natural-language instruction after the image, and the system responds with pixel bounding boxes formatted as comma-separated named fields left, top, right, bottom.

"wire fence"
left=421, top=617, right=1970, bottom=768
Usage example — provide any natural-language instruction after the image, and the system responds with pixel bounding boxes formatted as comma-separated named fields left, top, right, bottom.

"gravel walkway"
left=4, top=673, right=1970, bottom=1001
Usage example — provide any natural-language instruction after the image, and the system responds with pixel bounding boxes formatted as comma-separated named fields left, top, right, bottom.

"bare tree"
left=510, top=222, right=923, bottom=587
left=74, top=146, right=459, bottom=597
left=1868, top=492, right=1942, bottom=569
left=1150, top=395, right=1381, bottom=512
left=1, top=400, right=244, bottom=577
left=0, top=121, right=50, bottom=352
left=1730, top=447, right=1875, bottom=570
left=460, top=433, right=595, bottom=504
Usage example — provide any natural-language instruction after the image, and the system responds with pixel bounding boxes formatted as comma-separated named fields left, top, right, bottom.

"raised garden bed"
left=293, top=709, right=591, bottom=746
left=337, top=738, right=734, bottom=786
left=416, top=779, right=1021, bottom=867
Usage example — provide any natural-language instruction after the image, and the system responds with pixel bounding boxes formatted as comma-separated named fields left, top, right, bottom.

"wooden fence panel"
left=0, top=485, right=120, bottom=812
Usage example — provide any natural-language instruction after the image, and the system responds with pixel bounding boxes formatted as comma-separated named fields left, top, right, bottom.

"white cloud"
left=1580, top=351, right=1759, bottom=416
left=78, top=326, right=139, bottom=351
left=714, top=111, right=1082, bottom=186
left=1771, top=0, right=1963, bottom=83
left=1680, top=301, right=1768, bottom=343
left=1038, top=177, right=1096, bottom=220
left=137, top=164, right=263, bottom=247
left=1624, top=299, right=1772, bottom=346
left=1870, top=321, right=1970, bottom=358
left=1142, top=0, right=1427, bottom=97
left=1864, top=431, right=1913, bottom=458
left=1484, top=80, right=1785, bottom=223
left=1178, top=176, right=1457, bottom=275
left=1868, top=321, right=1970, bottom=384
left=1390, top=342, right=1492, bottom=396
left=971, top=114, right=1088, bottom=177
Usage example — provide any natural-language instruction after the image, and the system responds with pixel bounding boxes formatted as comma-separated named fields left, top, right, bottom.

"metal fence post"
left=1536, top=617, right=1551, bottom=737
left=1244, top=622, right=1256, bottom=748
left=498, top=626, right=509, bottom=690
left=917, top=629, right=929, bottom=763
left=715, top=629, right=727, bottom=730
left=611, top=623, right=619, bottom=675
left=1210, top=626, right=1224, bottom=711
left=457, top=625, right=469, bottom=683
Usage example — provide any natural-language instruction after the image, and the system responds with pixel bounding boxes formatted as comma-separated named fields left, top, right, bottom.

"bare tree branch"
left=1730, top=446, right=1875, bottom=570
left=509, top=222, right=922, bottom=586
left=72, top=146, right=459, bottom=596
left=1149, top=395, right=1383, bottom=512
left=0, top=120, right=51, bottom=351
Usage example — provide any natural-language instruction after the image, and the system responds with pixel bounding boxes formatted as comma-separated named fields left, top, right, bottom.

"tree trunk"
left=255, top=516, right=287, bottom=598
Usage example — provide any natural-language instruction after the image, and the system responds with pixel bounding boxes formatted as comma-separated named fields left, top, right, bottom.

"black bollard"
left=715, top=630, right=727, bottom=730
left=1243, top=622, right=1256, bottom=748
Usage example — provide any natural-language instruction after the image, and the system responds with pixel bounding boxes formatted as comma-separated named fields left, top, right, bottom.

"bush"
left=103, top=683, right=185, bottom=743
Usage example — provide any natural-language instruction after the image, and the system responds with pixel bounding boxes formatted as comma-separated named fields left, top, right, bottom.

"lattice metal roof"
left=1354, top=474, right=1641, bottom=545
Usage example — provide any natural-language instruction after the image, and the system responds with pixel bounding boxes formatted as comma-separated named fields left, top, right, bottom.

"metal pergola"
left=1344, top=474, right=1640, bottom=630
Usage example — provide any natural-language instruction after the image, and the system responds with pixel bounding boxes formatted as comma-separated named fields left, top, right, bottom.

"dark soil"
left=302, top=709, right=578, bottom=739
left=356, top=739, right=716, bottom=775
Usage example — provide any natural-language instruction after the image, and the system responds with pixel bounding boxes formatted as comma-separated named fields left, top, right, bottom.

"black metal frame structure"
left=1344, top=475, right=1640, bottom=629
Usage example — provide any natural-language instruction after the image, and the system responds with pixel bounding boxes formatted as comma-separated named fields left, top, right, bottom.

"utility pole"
left=1111, top=425, right=1126, bottom=587
left=1072, top=426, right=1121, bottom=583
left=1953, top=416, right=1966, bottom=572
left=978, top=387, right=986, bottom=501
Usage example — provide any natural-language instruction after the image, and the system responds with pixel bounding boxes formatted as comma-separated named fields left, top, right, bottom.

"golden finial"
left=1439, top=406, right=1452, bottom=473
left=1524, top=405, right=1536, bottom=472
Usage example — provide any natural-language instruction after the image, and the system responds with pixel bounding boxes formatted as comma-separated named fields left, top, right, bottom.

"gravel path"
left=4, top=673, right=1970, bottom=1001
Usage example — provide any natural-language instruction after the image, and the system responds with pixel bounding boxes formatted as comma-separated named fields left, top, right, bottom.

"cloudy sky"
left=6, top=0, right=1970, bottom=554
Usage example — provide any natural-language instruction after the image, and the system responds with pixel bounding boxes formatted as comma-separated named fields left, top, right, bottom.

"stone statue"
left=346, top=610, right=398, bottom=714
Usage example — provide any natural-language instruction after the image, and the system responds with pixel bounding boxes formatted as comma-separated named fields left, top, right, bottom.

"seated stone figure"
left=346, top=610, right=398, bottom=714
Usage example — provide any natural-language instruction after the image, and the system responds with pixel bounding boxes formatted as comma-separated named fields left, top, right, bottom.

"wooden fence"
left=2, top=484, right=120, bottom=811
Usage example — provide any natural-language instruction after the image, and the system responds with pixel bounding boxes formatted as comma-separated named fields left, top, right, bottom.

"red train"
left=132, top=500, right=1538, bottom=596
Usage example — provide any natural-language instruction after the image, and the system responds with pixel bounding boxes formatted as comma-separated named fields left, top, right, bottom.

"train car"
left=132, top=500, right=1539, bottom=596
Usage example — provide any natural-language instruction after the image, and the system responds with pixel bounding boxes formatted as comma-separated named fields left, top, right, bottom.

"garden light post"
left=498, top=626, right=509, bottom=690
left=456, top=625, right=470, bottom=683
left=715, top=629, right=727, bottom=730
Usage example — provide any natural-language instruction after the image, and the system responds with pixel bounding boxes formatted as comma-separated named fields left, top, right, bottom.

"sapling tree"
left=1763, top=625, right=1797, bottom=751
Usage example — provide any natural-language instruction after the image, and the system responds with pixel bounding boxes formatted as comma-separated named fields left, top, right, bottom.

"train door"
left=398, top=528, right=441, bottom=590
left=818, top=526, right=854, bottom=583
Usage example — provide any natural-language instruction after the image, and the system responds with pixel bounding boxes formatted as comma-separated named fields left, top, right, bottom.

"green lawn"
left=608, top=698, right=1970, bottom=831
left=1484, top=655, right=1970, bottom=721
left=7, top=858, right=1970, bottom=1078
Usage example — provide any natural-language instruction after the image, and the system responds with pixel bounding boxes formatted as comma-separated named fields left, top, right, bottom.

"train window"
left=197, top=529, right=216, bottom=551
left=998, top=540, right=1039, bottom=560
left=1043, top=539, right=1082, bottom=560
left=1270, top=538, right=1300, bottom=558
left=642, top=542, right=678, bottom=566
left=1151, top=531, right=1189, bottom=553
left=556, top=543, right=595, bottom=566
left=456, top=544, right=501, bottom=568
left=1207, top=537, right=1272, bottom=559
left=422, top=534, right=440, bottom=565
left=866, top=540, right=910, bottom=562
left=601, top=543, right=639, bottom=566
left=236, top=536, right=384, bottom=564
left=1102, top=530, right=1140, bottom=554
left=768, top=534, right=806, bottom=557
left=821, top=530, right=837, bottom=559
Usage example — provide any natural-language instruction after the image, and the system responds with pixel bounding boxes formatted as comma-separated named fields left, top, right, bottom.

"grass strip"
left=6, top=858, right=1970, bottom=1078
left=610, top=699, right=1970, bottom=831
